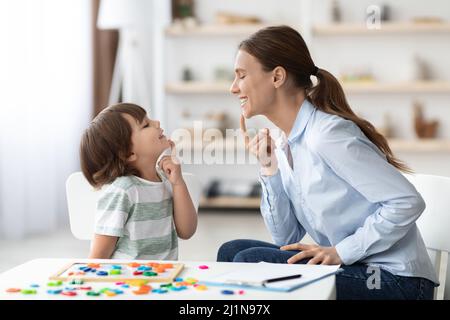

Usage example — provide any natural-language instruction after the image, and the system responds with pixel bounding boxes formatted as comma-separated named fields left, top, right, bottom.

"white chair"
left=405, top=173, right=450, bottom=300
left=66, top=171, right=201, bottom=241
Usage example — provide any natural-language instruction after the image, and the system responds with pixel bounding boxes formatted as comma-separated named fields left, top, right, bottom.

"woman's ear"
left=272, top=66, right=287, bottom=88
left=127, top=152, right=137, bottom=162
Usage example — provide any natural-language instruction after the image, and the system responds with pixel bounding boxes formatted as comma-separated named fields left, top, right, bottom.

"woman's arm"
left=260, top=170, right=306, bottom=245
left=313, top=119, right=425, bottom=265
left=88, top=234, right=118, bottom=259
left=245, top=125, right=306, bottom=246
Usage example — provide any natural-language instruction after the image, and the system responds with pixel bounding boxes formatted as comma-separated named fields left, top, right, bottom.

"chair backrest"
left=66, top=172, right=201, bottom=241
left=404, top=174, right=450, bottom=252
left=404, top=173, right=450, bottom=300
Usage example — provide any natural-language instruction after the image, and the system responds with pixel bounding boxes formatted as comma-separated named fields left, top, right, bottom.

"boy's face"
left=123, top=114, right=170, bottom=162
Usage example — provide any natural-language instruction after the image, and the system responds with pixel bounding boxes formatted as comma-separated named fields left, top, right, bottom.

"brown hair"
left=239, top=25, right=411, bottom=173
left=80, top=103, right=147, bottom=188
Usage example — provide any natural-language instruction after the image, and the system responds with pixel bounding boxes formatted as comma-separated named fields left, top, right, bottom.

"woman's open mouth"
left=240, top=97, right=248, bottom=107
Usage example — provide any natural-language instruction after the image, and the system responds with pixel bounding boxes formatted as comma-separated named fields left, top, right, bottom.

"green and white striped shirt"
left=94, top=174, right=178, bottom=260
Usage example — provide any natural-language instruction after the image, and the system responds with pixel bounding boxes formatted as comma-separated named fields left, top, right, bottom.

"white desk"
left=0, top=259, right=336, bottom=300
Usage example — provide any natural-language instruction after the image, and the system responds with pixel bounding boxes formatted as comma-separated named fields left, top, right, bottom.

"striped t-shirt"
left=94, top=174, right=178, bottom=260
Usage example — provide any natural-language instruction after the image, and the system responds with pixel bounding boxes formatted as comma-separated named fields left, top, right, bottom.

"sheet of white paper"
left=206, top=262, right=340, bottom=290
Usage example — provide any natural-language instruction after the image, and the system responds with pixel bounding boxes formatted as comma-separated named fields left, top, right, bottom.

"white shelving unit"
left=166, top=80, right=450, bottom=94
left=162, top=0, right=450, bottom=209
left=165, top=23, right=276, bottom=37
left=313, top=22, right=450, bottom=35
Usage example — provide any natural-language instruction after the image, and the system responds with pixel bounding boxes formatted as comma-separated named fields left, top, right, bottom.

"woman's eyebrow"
left=235, top=68, right=246, bottom=73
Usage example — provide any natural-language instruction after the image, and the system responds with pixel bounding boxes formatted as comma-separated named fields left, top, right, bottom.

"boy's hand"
left=159, top=140, right=184, bottom=186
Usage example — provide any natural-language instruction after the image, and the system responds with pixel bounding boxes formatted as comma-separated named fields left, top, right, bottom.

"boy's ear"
left=272, top=66, right=287, bottom=88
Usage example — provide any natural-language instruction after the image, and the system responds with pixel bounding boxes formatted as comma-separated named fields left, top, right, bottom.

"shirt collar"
left=287, top=99, right=315, bottom=143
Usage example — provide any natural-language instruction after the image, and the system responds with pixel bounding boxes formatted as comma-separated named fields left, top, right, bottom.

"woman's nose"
left=230, top=79, right=239, bottom=95
left=154, top=120, right=160, bottom=128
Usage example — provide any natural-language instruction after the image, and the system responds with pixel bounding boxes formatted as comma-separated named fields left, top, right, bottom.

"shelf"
left=165, top=23, right=274, bottom=37
left=200, top=196, right=260, bottom=209
left=313, top=22, right=450, bottom=36
left=166, top=81, right=450, bottom=95
left=388, top=139, right=450, bottom=153
left=175, top=138, right=450, bottom=153
left=166, top=82, right=231, bottom=94
left=343, top=81, right=450, bottom=94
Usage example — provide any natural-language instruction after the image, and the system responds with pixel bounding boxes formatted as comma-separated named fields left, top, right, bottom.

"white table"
left=0, top=258, right=336, bottom=300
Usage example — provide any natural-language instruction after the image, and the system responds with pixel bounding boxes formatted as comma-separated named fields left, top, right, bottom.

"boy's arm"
left=159, top=142, right=198, bottom=240
left=172, top=180, right=198, bottom=239
left=88, top=234, right=118, bottom=259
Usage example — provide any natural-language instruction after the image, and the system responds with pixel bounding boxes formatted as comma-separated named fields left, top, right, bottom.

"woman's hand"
left=240, top=115, right=278, bottom=175
left=280, top=243, right=343, bottom=265
left=159, top=140, right=184, bottom=186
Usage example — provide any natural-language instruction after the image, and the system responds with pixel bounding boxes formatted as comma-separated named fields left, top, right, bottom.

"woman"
left=217, top=26, right=438, bottom=300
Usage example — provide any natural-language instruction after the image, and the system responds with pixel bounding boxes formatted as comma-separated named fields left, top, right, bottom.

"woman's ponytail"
left=307, top=68, right=412, bottom=173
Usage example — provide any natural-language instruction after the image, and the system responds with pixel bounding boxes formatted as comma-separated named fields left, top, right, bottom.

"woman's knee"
left=217, top=239, right=252, bottom=262
left=233, top=247, right=264, bottom=263
left=233, top=247, right=293, bottom=264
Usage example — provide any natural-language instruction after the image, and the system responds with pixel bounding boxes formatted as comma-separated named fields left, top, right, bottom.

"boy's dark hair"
left=80, top=103, right=146, bottom=188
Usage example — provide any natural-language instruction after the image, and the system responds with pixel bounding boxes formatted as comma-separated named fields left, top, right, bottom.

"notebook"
left=201, top=262, right=341, bottom=292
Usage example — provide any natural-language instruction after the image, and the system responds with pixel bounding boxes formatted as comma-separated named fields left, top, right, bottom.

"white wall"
left=163, top=0, right=450, bottom=181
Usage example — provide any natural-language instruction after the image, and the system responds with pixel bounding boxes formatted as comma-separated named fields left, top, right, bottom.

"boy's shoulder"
left=107, top=175, right=140, bottom=192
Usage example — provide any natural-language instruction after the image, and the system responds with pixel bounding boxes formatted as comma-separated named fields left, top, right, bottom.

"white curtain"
left=0, top=0, right=92, bottom=239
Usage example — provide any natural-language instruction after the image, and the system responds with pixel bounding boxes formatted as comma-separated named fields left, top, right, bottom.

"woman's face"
left=230, top=50, right=276, bottom=118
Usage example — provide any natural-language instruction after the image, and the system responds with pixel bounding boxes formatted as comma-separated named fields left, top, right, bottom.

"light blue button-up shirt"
left=259, top=99, right=438, bottom=284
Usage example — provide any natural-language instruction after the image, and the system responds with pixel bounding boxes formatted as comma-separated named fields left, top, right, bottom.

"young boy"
left=80, top=103, right=197, bottom=260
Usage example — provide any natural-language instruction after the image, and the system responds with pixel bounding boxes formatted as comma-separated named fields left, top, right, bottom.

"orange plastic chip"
left=132, top=285, right=152, bottom=295
left=146, top=262, right=159, bottom=267
left=128, top=262, right=140, bottom=268
left=140, top=285, right=152, bottom=292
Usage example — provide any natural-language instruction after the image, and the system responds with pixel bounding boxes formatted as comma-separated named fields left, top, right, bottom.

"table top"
left=0, top=258, right=336, bottom=300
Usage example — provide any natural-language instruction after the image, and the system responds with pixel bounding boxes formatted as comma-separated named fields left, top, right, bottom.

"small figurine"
left=214, top=67, right=234, bottom=82
left=413, top=101, right=439, bottom=139
left=182, top=66, right=194, bottom=81
left=171, top=0, right=199, bottom=28
left=331, top=0, right=341, bottom=23
left=414, top=56, right=433, bottom=81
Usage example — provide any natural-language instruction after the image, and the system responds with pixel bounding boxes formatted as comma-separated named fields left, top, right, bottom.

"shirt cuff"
left=335, top=235, right=365, bottom=266
left=259, top=169, right=283, bottom=196
left=94, top=226, right=123, bottom=237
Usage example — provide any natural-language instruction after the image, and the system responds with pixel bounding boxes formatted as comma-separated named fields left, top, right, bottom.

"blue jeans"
left=217, top=239, right=435, bottom=300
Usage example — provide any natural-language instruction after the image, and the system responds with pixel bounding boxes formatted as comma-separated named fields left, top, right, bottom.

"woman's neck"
left=266, top=89, right=305, bottom=137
